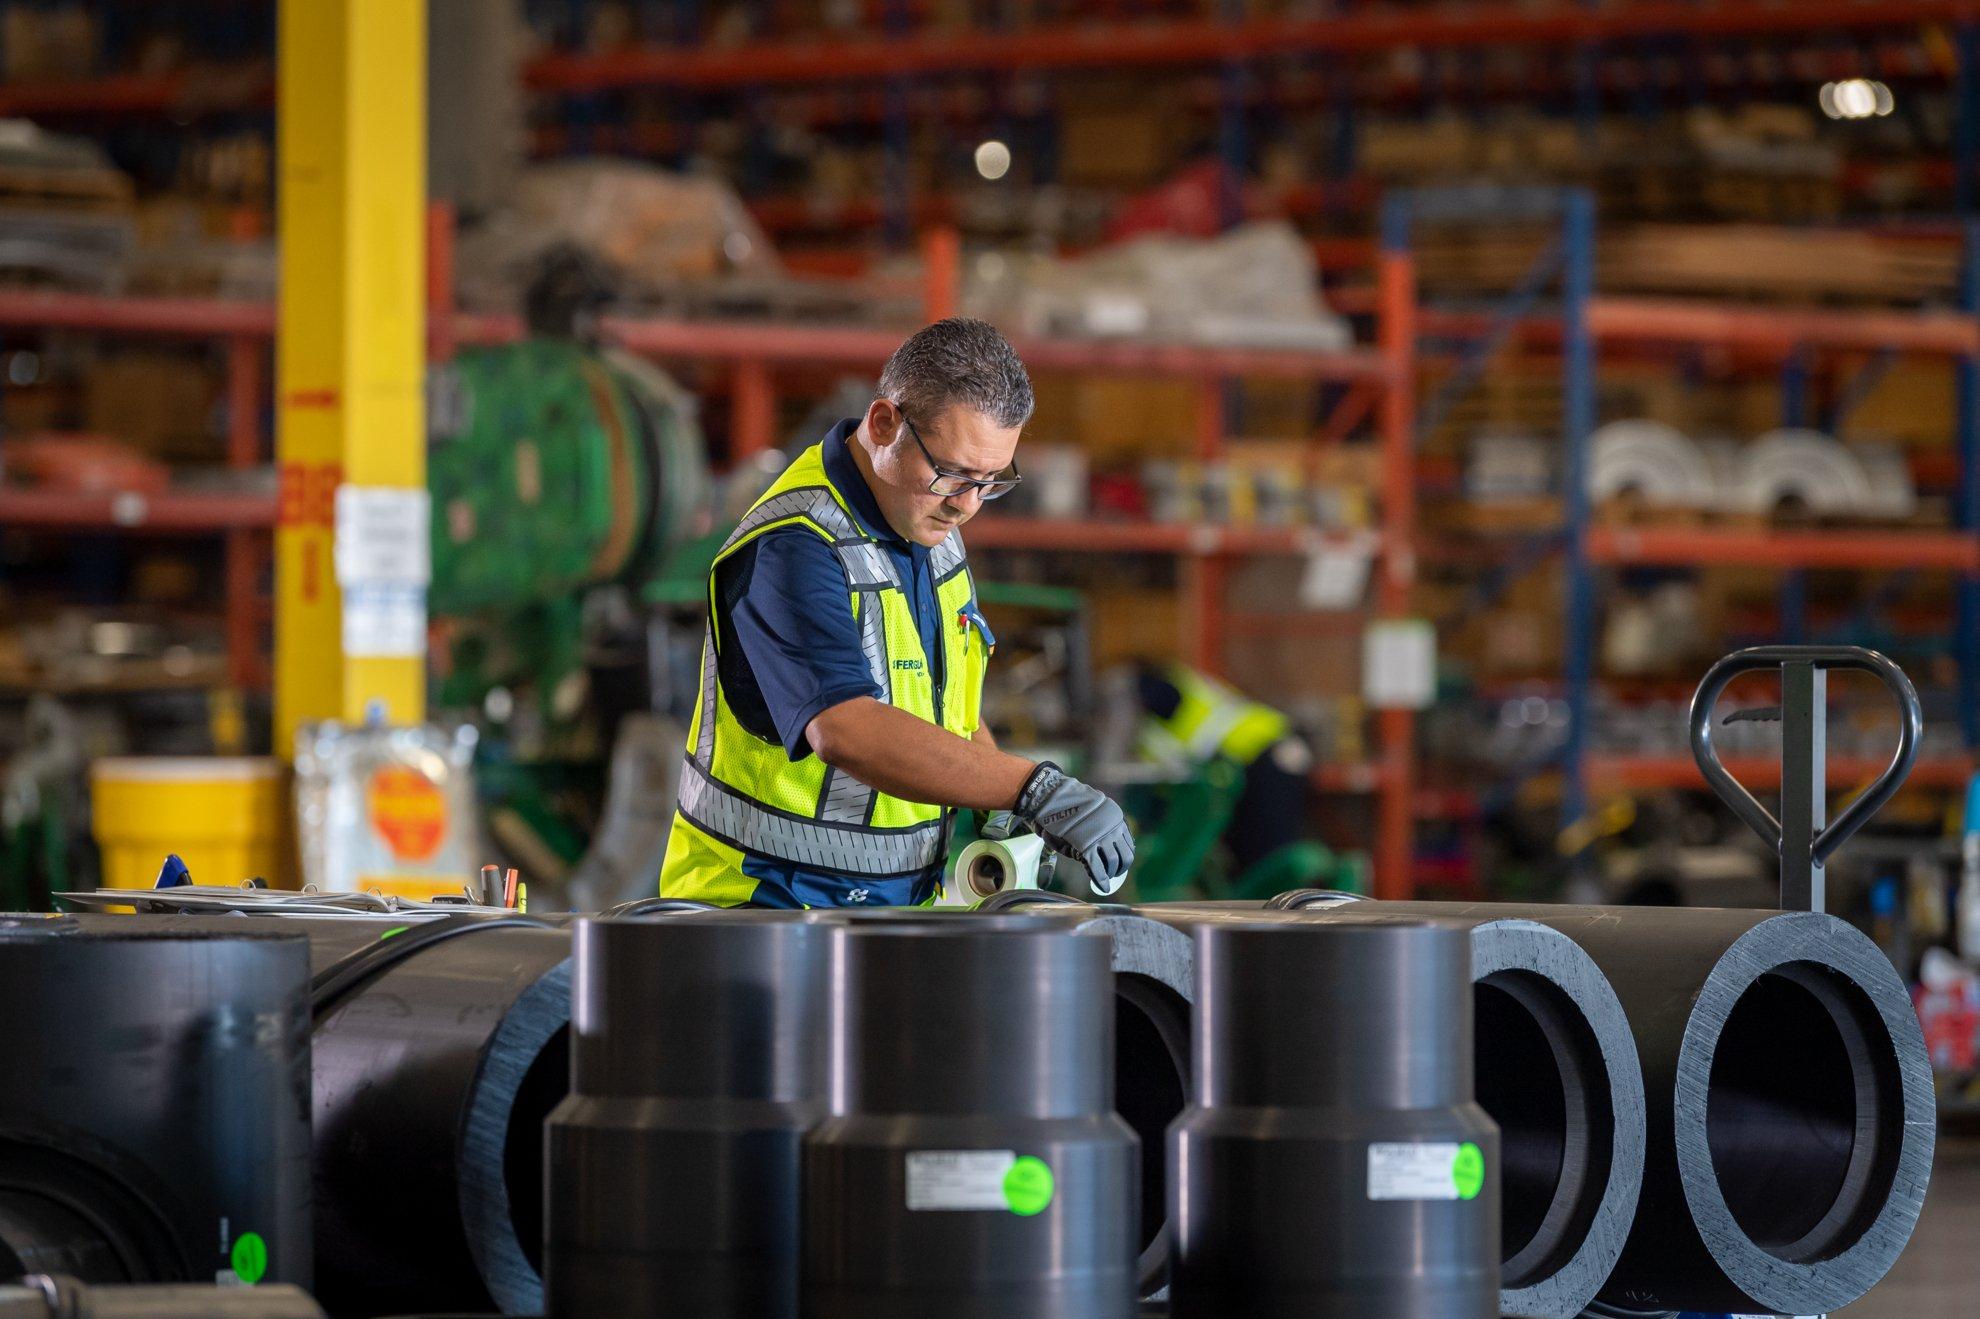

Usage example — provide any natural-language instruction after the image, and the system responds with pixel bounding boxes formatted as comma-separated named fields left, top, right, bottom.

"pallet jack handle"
left=1689, top=645, right=1922, bottom=914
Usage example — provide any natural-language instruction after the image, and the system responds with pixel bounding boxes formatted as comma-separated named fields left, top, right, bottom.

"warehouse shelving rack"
left=0, top=287, right=273, bottom=690
left=1395, top=183, right=1980, bottom=839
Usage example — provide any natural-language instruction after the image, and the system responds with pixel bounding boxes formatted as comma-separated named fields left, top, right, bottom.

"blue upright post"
left=1561, top=190, right=1598, bottom=858
left=882, top=0, right=911, bottom=250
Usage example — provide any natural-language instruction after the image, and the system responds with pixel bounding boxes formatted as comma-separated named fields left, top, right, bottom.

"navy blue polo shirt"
left=711, top=420, right=957, bottom=906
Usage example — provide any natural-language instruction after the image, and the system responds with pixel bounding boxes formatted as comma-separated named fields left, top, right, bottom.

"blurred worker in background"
left=659, top=317, right=1135, bottom=907
left=1127, top=661, right=1315, bottom=882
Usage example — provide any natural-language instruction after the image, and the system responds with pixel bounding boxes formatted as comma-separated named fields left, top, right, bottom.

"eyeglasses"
left=901, top=413, right=1022, bottom=501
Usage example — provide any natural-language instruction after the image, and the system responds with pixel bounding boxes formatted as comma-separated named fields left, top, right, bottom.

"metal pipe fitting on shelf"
left=0, top=920, right=312, bottom=1292
left=1390, top=902, right=1934, bottom=1315
left=544, top=911, right=832, bottom=1319
left=803, top=914, right=1139, bottom=1319
left=1168, top=917, right=1500, bottom=1318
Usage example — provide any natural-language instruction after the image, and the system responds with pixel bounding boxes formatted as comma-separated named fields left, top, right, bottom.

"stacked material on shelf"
left=1586, top=419, right=1920, bottom=522
left=964, top=221, right=1352, bottom=351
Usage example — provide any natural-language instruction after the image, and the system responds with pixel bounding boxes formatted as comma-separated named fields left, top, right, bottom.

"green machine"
left=428, top=339, right=716, bottom=717
left=425, top=338, right=724, bottom=903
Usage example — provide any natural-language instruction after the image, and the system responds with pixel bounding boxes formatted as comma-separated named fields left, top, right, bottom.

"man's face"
left=866, top=400, right=1020, bottom=547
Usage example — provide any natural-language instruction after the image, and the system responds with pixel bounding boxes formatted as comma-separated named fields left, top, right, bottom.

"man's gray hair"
left=878, top=317, right=1034, bottom=430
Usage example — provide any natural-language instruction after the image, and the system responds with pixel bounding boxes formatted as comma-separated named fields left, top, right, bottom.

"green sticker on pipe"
left=230, top=1230, right=267, bottom=1285
left=1002, top=1156, right=1055, bottom=1216
left=1452, top=1143, right=1485, bottom=1201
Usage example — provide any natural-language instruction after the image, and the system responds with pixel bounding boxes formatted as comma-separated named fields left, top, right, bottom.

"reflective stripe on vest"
left=676, top=758, right=944, bottom=877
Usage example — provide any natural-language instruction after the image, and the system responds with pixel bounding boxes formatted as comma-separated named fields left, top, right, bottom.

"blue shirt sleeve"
left=719, top=527, right=881, bottom=759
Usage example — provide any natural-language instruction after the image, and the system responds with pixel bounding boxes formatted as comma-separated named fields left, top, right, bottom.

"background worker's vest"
left=659, top=444, right=987, bottom=906
left=1137, top=663, right=1288, bottom=770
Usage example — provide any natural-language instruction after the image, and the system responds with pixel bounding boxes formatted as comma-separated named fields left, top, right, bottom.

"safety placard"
left=906, top=1150, right=1055, bottom=1216
left=1367, top=1141, right=1484, bottom=1201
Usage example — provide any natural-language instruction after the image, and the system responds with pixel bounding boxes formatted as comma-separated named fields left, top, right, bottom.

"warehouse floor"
left=1839, top=1131, right=1979, bottom=1315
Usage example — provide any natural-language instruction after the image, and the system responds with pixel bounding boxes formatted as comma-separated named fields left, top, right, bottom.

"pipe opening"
left=1705, top=962, right=1901, bottom=1263
left=1474, top=971, right=1613, bottom=1288
left=502, top=1023, right=571, bottom=1276
left=1113, top=971, right=1191, bottom=1294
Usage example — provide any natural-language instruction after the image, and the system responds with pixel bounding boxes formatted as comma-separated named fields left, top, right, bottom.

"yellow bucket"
left=91, top=757, right=290, bottom=891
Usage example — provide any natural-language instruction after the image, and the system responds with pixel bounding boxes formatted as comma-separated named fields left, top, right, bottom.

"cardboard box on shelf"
left=83, top=352, right=219, bottom=462
left=1068, top=377, right=1197, bottom=466
left=1090, top=586, right=1181, bottom=671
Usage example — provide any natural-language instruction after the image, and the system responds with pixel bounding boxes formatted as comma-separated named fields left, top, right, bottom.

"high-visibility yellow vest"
left=1137, top=664, right=1288, bottom=770
left=658, top=442, right=987, bottom=906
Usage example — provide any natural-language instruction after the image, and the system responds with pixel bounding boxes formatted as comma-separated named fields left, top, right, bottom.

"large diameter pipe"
left=1366, top=902, right=1934, bottom=1315
left=0, top=920, right=313, bottom=1290
left=803, top=915, right=1139, bottom=1318
left=544, top=912, right=831, bottom=1318
left=58, top=911, right=574, bottom=1317
left=1168, top=917, right=1500, bottom=1317
left=1137, top=902, right=1642, bottom=1318
left=1306, top=906, right=1645, bottom=1319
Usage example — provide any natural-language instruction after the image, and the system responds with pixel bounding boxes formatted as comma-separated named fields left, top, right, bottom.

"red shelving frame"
left=523, top=1, right=1980, bottom=91
left=0, top=265, right=271, bottom=690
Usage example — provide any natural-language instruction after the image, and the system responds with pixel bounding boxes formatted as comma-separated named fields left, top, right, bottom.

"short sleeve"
left=717, top=527, right=882, bottom=759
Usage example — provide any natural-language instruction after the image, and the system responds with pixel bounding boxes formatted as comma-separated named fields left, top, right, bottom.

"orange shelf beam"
left=0, top=487, right=277, bottom=533
left=0, top=69, right=271, bottom=118
left=0, top=290, right=274, bottom=338
left=1587, top=753, right=1976, bottom=791
left=525, top=1, right=1980, bottom=91
left=1586, top=526, right=1980, bottom=572
left=964, top=516, right=1378, bottom=557
left=454, top=309, right=1392, bottom=381
left=1587, top=296, right=1980, bottom=356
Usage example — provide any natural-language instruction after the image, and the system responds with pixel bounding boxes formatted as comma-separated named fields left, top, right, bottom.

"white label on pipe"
left=1368, top=1141, right=1464, bottom=1200
left=906, top=1150, right=1017, bottom=1211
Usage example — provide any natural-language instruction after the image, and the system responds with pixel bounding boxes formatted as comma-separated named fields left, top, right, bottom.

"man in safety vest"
left=659, top=317, right=1135, bottom=907
left=1131, top=661, right=1312, bottom=878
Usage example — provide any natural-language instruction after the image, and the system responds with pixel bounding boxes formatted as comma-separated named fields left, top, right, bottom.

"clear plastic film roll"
left=947, top=832, right=1048, bottom=904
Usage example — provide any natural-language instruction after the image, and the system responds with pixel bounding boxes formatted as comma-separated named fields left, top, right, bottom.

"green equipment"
left=424, top=338, right=719, bottom=905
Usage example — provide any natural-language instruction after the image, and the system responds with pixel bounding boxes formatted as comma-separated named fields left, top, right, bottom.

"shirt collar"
left=823, top=418, right=916, bottom=551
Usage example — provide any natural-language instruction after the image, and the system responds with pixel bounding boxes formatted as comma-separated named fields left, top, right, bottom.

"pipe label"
left=1367, top=1142, right=1484, bottom=1201
left=906, top=1150, right=1055, bottom=1215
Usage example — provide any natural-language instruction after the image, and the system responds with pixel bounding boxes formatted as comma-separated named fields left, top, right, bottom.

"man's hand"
left=1014, top=762, right=1135, bottom=894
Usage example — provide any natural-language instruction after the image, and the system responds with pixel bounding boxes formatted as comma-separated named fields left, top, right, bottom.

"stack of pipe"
left=34, top=895, right=1934, bottom=1318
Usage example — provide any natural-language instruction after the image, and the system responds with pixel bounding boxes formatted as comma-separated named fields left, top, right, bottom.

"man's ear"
left=866, top=398, right=902, bottom=446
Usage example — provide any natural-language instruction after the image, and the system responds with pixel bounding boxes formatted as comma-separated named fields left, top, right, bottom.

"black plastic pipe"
left=1169, top=916, right=1500, bottom=1316
left=803, top=915, right=1139, bottom=1318
left=57, top=912, right=574, bottom=1317
left=1369, top=902, right=1934, bottom=1315
left=0, top=921, right=313, bottom=1291
left=544, top=911, right=831, bottom=1318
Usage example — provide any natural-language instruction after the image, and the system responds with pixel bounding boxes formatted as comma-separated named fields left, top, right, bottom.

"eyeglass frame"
left=897, top=409, right=1022, bottom=501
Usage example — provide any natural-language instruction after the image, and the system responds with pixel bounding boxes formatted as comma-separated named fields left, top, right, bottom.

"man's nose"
left=947, top=486, right=986, bottom=513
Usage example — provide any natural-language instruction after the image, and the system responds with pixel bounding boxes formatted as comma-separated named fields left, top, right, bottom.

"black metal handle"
left=1688, top=645, right=1921, bottom=866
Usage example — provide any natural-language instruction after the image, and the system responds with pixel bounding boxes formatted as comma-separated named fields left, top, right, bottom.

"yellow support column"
left=275, top=0, right=427, bottom=755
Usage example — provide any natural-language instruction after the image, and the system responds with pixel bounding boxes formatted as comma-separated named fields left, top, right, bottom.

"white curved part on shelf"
left=1588, top=419, right=1716, bottom=509
left=1735, top=428, right=1874, bottom=516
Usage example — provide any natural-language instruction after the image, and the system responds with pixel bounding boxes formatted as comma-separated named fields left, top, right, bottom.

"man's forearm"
left=807, top=698, right=1033, bottom=810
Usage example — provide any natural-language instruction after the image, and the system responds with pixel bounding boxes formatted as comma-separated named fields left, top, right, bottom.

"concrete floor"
left=1837, top=1131, right=1980, bottom=1316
